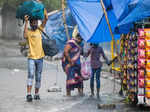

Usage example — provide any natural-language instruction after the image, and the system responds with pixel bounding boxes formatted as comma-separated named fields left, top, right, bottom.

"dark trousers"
left=90, top=67, right=101, bottom=89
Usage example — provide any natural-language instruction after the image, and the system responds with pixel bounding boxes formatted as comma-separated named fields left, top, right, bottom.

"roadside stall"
left=66, top=0, right=150, bottom=106
left=118, top=21, right=150, bottom=105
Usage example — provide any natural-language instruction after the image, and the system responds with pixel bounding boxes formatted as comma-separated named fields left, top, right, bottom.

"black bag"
left=39, top=28, right=59, bottom=57
left=42, top=38, right=59, bottom=57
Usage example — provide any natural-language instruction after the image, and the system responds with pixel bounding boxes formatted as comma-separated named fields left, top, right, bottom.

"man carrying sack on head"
left=23, top=7, right=48, bottom=102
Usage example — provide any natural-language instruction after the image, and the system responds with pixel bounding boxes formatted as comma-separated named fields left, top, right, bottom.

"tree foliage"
left=43, top=0, right=61, bottom=11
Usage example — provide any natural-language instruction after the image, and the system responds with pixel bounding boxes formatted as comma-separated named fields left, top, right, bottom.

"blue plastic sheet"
left=118, top=0, right=150, bottom=33
left=45, top=0, right=150, bottom=48
left=68, top=0, right=120, bottom=43
left=45, top=9, right=76, bottom=51
left=111, top=0, right=130, bottom=21
left=68, top=0, right=103, bottom=42
left=68, top=0, right=150, bottom=37
left=88, top=10, right=120, bottom=43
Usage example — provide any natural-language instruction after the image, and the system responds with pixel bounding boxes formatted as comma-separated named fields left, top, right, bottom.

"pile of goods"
left=138, top=29, right=150, bottom=104
left=16, top=0, right=45, bottom=20
left=138, top=29, right=146, bottom=104
left=122, top=33, right=138, bottom=103
left=121, top=28, right=150, bottom=105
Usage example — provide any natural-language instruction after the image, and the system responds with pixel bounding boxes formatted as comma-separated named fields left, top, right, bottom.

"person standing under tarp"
left=86, top=44, right=110, bottom=99
left=62, top=27, right=84, bottom=96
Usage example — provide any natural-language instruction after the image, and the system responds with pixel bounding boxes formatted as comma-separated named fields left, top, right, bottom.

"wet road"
left=0, top=39, right=150, bottom=112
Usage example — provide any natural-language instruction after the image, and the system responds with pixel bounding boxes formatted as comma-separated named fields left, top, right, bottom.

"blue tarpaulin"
left=67, top=0, right=120, bottom=43
left=45, top=9, right=76, bottom=51
left=45, top=0, right=150, bottom=48
left=111, top=0, right=130, bottom=21
left=118, top=0, right=150, bottom=33
left=68, top=0, right=150, bottom=38
left=113, top=0, right=139, bottom=33
left=68, top=0, right=104, bottom=42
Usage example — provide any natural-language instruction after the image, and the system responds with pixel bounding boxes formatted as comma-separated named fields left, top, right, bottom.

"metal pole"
left=62, top=0, right=70, bottom=40
left=100, top=0, right=121, bottom=67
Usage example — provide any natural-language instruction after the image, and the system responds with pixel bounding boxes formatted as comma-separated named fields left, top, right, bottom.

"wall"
left=1, top=3, right=23, bottom=40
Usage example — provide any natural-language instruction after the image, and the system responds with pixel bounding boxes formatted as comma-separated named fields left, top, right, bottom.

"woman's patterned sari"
left=62, top=39, right=83, bottom=90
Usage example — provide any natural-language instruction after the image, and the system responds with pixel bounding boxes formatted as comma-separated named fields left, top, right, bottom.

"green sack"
left=16, top=0, right=44, bottom=20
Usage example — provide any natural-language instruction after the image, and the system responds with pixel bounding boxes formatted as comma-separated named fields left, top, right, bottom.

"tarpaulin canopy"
left=45, top=0, right=150, bottom=47
left=67, top=0, right=120, bottom=43
left=113, top=0, right=139, bottom=33
left=45, top=9, right=76, bottom=51
left=117, top=0, right=150, bottom=34
left=111, top=0, right=130, bottom=21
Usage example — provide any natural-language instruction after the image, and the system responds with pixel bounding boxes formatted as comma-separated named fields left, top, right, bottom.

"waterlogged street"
left=0, top=39, right=150, bottom=112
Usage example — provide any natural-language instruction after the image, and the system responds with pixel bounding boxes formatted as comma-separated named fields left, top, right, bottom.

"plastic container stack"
left=138, top=29, right=146, bottom=104
left=144, top=29, right=150, bottom=104
left=121, top=27, right=150, bottom=105
left=122, top=35, right=128, bottom=91
left=122, top=34, right=138, bottom=103
left=137, top=28, right=150, bottom=105
left=127, top=34, right=138, bottom=102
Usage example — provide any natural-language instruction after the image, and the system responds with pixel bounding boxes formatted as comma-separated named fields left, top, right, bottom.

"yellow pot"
left=146, top=48, right=150, bottom=59
left=146, top=68, right=150, bottom=78
left=145, top=29, right=150, bottom=39
left=146, top=78, right=150, bottom=88
left=146, top=39, right=150, bottom=48
left=146, top=88, right=150, bottom=98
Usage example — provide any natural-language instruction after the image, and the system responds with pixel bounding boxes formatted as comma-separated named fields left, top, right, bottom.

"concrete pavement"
left=0, top=39, right=137, bottom=112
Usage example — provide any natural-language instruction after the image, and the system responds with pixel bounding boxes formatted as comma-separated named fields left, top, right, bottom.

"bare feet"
left=66, top=89, right=71, bottom=97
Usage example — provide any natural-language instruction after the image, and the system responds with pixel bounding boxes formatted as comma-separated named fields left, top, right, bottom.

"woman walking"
left=62, top=33, right=84, bottom=97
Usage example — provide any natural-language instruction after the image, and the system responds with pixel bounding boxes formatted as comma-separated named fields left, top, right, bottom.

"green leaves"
left=43, top=0, right=61, bottom=11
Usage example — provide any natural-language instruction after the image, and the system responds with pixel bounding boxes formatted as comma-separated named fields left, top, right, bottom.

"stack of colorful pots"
left=122, top=35, right=128, bottom=90
left=144, top=29, right=150, bottom=104
left=138, top=29, right=146, bottom=104
left=121, top=28, right=150, bottom=105
left=127, top=34, right=138, bottom=102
